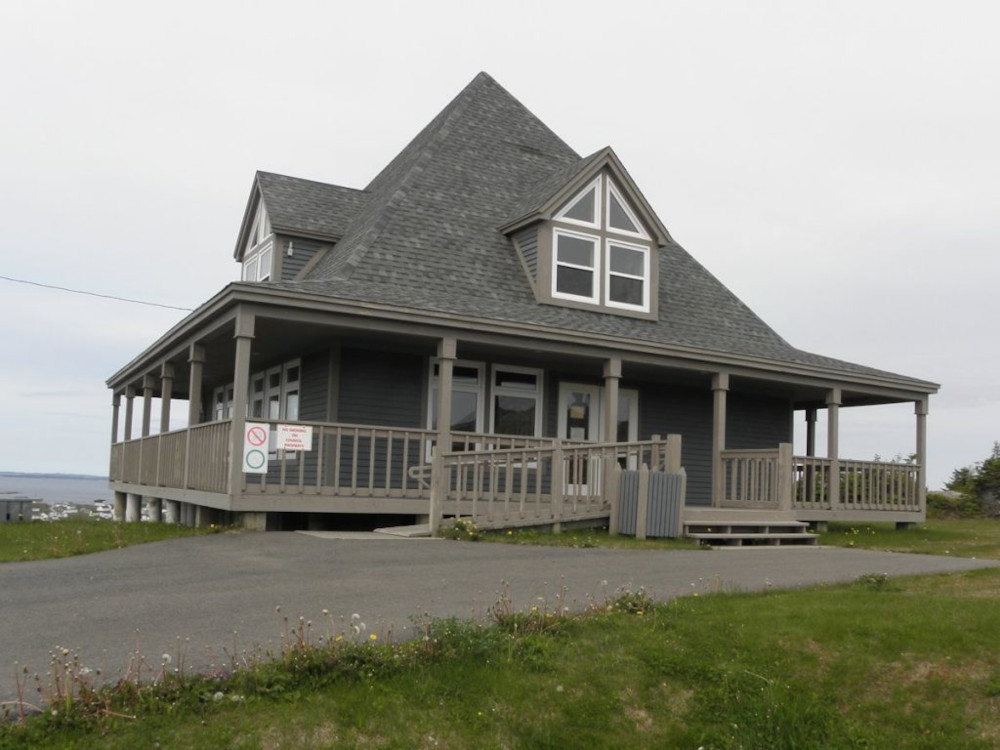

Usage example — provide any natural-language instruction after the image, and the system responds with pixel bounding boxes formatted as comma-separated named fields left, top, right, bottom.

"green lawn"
left=480, top=519, right=1000, bottom=560
left=0, top=519, right=215, bottom=562
left=4, top=568, right=1000, bottom=749
left=818, top=519, right=1000, bottom=559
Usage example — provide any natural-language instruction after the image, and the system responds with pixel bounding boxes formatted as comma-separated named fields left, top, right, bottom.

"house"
left=106, top=72, right=937, bottom=538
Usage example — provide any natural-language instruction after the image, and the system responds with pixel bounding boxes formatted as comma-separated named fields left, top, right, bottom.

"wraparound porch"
left=108, top=417, right=925, bottom=532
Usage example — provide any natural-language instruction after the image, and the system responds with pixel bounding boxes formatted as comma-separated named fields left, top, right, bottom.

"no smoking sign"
left=242, top=422, right=270, bottom=474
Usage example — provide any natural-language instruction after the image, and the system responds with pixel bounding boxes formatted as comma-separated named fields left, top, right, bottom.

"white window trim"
left=605, top=239, right=650, bottom=313
left=605, top=179, right=650, bottom=240
left=425, top=359, right=486, bottom=433
left=489, top=365, right=543, bottom=437
left=241, top=201, right=273, bottom=282
left=554, top=175, right=603, bottom=229
left=281, top=360, right=301, bottom=422
left=212, top=358, right=300, bottom=423
left=243, top=238, right=273, bottom=282
left=552, top=228, right=601, bottom=305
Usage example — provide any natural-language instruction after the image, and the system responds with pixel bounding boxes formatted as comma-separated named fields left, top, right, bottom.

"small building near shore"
left=0, top=497, right=34, bottom=523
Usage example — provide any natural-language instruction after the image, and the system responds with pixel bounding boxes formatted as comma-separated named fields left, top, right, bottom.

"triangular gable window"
left=242, top=200, right=273, bottom=282
left=549, top=173, right=654, bottom=314
left=555, top=177, right=601, bottom=227
left=606, top=180, right=649, bottom=239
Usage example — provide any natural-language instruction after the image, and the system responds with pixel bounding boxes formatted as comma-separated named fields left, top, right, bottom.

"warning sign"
left=243, top=422, right=270, bottom=474
left=275, top=424, right=313, bottom=452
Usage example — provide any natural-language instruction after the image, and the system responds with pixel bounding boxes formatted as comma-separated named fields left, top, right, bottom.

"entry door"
left=558, top=384, right=601, bottom=443
left=558, top=383, right=602, bottom=494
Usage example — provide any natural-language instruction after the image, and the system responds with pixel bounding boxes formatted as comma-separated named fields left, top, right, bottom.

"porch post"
left=124, top=386, right=135, bottom=440
left=227, top=310, right=255, bottom=498
left=603, top=357, right=621, bottom=444
left=187, top=344, right=206, bottom=426
left=141, top=374, right=156, bottom=437
left=826, top=388, right=841, bottom=508
left=429, top=337, right=456, bottom=533
left=435, top=337, right=457, bottom=455
left=185, top=343, right=205, bottom=490
left=603, top=357, right=623, bottom=531
left=805, top=407, right=817, bottom=457
left=711, top=372, right=729, bottom=507
left=159, top=363, right=174, bottom=434
left=915, top=397, right=928, bottom=511
left=111, top=393, right=121, bottom=444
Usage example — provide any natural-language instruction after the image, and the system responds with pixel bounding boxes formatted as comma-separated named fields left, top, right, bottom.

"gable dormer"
left=235, top=186, right=274, bottom=282
left=502, top=148, right=671, bottom=321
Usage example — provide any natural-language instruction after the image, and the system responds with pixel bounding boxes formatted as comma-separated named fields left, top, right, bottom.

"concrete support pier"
left=147, top=497, right=163, bottom=523
left=163, top=500, right=180, bottom=525
left=112, top=491, right=126, bottom=522
left=125, top=493, right=142, bottom=523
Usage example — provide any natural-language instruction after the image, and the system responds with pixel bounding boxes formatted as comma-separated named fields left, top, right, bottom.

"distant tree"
left=945, top=466, right=974, bottom=493
left=946, top=442, right=1000, bottom=517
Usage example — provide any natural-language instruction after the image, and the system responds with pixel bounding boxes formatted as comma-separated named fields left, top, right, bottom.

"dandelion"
left=369, top=634, right=378, bottom=641
left=162, top=653, right=172, bottom=664
left=213, top=691, right=225, bottom=702
left=321, top=609, right=329, bottom=616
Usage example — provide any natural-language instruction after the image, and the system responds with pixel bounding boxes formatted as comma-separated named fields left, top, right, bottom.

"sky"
left=0, top=0, right=997, bottom=489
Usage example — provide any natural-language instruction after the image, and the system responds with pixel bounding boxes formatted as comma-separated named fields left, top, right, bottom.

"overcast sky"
left=1, top=0, right=996, bottom=489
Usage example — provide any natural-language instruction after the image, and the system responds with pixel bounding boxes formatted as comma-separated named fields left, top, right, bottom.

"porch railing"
left=438, top=438, right=671, bottom=528
left=792, top=456, right=921, bottom=512
left=720, top=446, right=923, bottom=513
left=244, top=422, right=436, bottom=499
left=112, top=422, right=231, bottom=494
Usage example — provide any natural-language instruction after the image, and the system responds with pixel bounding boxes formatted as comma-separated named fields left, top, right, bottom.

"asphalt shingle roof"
left=252, top=72, right=933, bottom=389
left=256, top=171, right=369, bottom=241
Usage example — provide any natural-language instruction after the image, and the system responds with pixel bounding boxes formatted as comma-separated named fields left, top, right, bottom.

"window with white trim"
left=212, top=384, right=234, bottom=421
left=490, top=366, right=543, bottom=437
left=427, top=360, right=485, bottom=434
left=553, top=230, right=600, bottom=304
left=550, top=174, right=653, bottom=314
left=606, top=241, right=649, bottom=310
left=211, top=358, right=301, bottom=423
left=241, top=201, right=273, bottom=282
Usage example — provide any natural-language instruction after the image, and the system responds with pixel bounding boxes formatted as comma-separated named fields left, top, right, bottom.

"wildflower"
left=369, top=634, right=378, bottom=641
left=213, top=691, right=225, bottom=702
left=162, top=653, right=172, bottom=664
left=321, top=609, right=329, bottom=616
left=335, top=635, right=343, bottom=642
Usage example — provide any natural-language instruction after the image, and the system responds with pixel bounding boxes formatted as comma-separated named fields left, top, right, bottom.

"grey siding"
left=280, top=238, right=330, bottom=281
left=293, top=351, right=330, bottom=486
left=513, top=227, right=539, bottom=284
left=338, top=348, right=424, bottom=427
left=637, top=383, right=714, bottom=506
left=298, top=351, right=329, bottom=421
left=726, top=393, right=793, bottom=449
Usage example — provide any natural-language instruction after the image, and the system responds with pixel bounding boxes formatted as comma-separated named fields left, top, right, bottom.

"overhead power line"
left=0, top=275, right=194, bottom=312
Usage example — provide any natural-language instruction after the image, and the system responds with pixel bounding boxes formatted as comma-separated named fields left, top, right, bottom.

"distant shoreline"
left=0, top=471, right=108, bottom=481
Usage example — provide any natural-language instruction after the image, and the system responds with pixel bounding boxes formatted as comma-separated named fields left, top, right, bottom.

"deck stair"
left=683, top=508, right=818, bottom=547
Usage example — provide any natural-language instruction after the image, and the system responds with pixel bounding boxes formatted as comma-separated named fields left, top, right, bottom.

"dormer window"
left=549, top=174, right=652, bottom=314
left=553, top=230, right=599, bottom=303
left=241, top=202, right=273, bottom=282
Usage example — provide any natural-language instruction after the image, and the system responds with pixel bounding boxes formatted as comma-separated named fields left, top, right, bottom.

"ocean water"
left=0, top=476, right=112, bottom=505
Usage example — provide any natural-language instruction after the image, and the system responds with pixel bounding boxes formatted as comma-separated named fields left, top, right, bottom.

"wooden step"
left=687, top=531, right=817, bottom=545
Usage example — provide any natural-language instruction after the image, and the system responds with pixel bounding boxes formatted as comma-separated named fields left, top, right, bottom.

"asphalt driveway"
left=1, top=532, right=996, bottom=706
